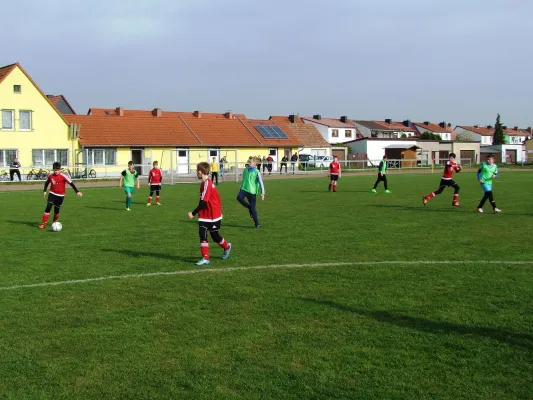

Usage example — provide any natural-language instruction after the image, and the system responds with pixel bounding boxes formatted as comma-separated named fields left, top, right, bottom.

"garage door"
left=506, top=149, right=517, bottom=163
left=460, top=150, right=475, bottom=165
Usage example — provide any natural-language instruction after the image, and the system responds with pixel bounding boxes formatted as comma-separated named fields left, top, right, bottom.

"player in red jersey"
left=147, top=160, right=163, bottom=206
left=188, top=162, right=232, bottom=266
left=423, top=153, right=462, bottom=207
left=39, top=162, right=82, bottom=229
left=328, top=155, right=342, bottom=192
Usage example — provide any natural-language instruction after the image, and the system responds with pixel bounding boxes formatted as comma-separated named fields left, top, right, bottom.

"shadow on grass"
left=85, top=206, right=122, bottom=211
left=101, top=248, right=198, bottom=263
left=6, top=220, right=38, bottom=227
left=373, top=204, right=470, bottom=213
left=303, top=298, right=533, bottom=350
left=299, top=190, right=371, bottom=193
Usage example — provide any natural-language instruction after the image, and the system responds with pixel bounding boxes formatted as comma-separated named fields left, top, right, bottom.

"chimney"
left=487, top=125, right=493, bottom=129
left=385, top=118, right=392, bottom=124
left=313, top=114, right=322, bottom=120
left=152, top=108, right=162, bottom=117
left=116, top=107, right=124, bottom=116
left=527, top=127, right=532, bottom=134
left=474, top=124, right=479, bottom=128
left=424, top=121, right=430, bottom=126
left=513, top=126, right=519, bottom=131
left=224, top=111, right=233, bottom=119
left=340, top=116, right=349, bottom=123
left=502, top=125, right=508, bottom=130
left=439, top=121, right=446, bottom=128
left=193, top=110, right=202, bottom=118
left=289, top=114, right=298, bottom=123
left=447, top=123, right=451, bottom=127
left=402, top=119, right=411, bottom=127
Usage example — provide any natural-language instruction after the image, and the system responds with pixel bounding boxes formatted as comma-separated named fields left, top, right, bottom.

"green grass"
left=1, top=172, right=532, bottom=400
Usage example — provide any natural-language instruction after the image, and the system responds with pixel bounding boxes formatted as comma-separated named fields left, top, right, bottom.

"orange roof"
left=413, top=122, right=454, bottom=133
left=47, top=94, right=77, bottom=114
left=0, top=63, right=17, bottom=85
left=302, top=117, right=355, bottom=128
left=65, top=110, right=302, bottom=147
left=457, top=126, right=528, bottom=137
left=375, top=120, right=417, bottom=132
left=269, top=116, right=330, bottom=147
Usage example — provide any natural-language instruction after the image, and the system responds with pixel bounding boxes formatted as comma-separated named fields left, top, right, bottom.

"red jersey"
left=329, top=161, right=341, bottom=175
left=148, top=168, right=162, bottom=184
left=46, top=173, right=74, bottom=197
left=442, top=161, right=459, bottom=180
left=198, top=179, right=223, bottom=222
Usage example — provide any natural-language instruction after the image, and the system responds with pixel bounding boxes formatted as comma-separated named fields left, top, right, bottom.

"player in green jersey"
left=476, top=154, right=501, bottom=213
left=372, top=155, right=391, bottom=193
left=237, top=157, right=265, bottom=228
left=119, top=161, right=140, bottom=211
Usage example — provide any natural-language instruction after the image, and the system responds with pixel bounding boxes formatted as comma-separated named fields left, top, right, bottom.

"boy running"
left=147, top=160, right=162, bottom=206
left=210, top=157, right=219, bottom=186
left=119, top=161, right=140, bottom=211
left=328, top=156, right=341, bottom=192
left=39, top=162, right=82, bottom=229
left=237, top=156, right=265, bottom=229
left=422, top=153, right=462, bottom=207
left=476, top=154, right=501, bottom=213
left=372, top=155, right=391, bottom=193
left=188, top=162, right=232, bottom=266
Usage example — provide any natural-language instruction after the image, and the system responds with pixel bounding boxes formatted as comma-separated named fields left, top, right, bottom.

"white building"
left=412, top=121, right=454, bottom=141
left=353, top=119, right=417, bottom=139
left=301, top=115, right=356, bottom=144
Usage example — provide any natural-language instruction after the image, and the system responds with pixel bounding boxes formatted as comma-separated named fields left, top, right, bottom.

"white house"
left=301, top=115, right=356, bottom=144
left=345, top=138, right=418, bottom=165
left=353, top=119, right=417, bottom=139
left=412, top=121, right=454, bottom=141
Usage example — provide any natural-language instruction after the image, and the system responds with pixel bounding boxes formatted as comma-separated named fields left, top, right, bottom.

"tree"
left=421, top=131, right=442, bottom=140
left=493, top=114, right=505, bottom=145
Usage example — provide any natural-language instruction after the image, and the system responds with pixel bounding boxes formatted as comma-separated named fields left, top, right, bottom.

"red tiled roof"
left=269, top=116, right=330, bottom=147
left=65, top=111, right=302, bottom=147
left=244, top=119, right=302, bottom=146
left=374, top=121, right=417, bottom=132
left=457, top=126, right=528, bottom=137
left=0, top=63, right=17, bottom=85
left=302, top=117, right=355, bottom=128
left=413, top=122, right=454, bottom=133
left=47, top=94, right=77, bottom=114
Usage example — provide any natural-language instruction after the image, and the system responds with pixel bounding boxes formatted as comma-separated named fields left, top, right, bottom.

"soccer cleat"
left=477, top=208, right=484, bottom=213
left=255, top=224, right=261, bottom=229
left=493, top=208, right=502, bottom=213
left=146, top=203, right=151, bottom=207
left=452, top=203, right=460, bottom=207
left=195, top=258, right=210, bottom=266
left=38, top=224, right=46, bottom=229
left=126, top=208, right=131, bottom=211
left=221, top=243, right=232, bottom=260
left=157, top=202, right=161, bottom=206
left=385, top=190, right=391, bottom=194
left=422, top=197, right=428, bottom=206
left=371, top=189, right=377, bottom=193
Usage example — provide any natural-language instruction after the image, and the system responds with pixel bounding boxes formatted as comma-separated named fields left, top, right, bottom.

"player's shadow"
left=178, top=219, right=255, bottom=230
left=101, top=248, right=198, bottom=263
left=302, top=298, right=533, bottom=350
left=6, top=220, right=38, bottom=227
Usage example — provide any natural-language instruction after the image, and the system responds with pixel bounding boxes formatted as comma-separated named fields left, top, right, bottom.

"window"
left=209, top=150, right=218, bottom=157
left=32, top=149, right=69, bottom=166
left=0, top=150, right=17, bottom=167
left=269, top=149, right=276, bottom=156
left=178, top=150, right=187, bottom=157
left=19, top=110, right=32, bottom=130
left=345, top=130, right=352, bottom=138
left=332, top=129, right=339, bottom=138
left=86, top=148, right=117, bottom=166
left=2, top=110, right=14, bottom=129
left=13, top=85, right=21, bottom=93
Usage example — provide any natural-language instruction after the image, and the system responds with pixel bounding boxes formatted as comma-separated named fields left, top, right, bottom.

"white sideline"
left=1, top=260, right=532, bottom=291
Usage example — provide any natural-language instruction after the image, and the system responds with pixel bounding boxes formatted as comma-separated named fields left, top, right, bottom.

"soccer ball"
left=51, top=222, right=63, bottom=232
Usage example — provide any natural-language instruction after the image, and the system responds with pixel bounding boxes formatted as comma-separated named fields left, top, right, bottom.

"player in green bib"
left=119, top=161, right=140, bottom=211
left=476, top=154, right=501, bottom=213
left=372, top=155, right=391, bottom=193
left=237, top=157, right=265, bottom=228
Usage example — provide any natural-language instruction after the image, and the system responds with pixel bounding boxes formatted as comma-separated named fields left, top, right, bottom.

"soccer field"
left=1, top=172, right=532, bottom=400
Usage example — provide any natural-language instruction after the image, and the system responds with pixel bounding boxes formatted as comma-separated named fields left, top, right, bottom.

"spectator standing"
left=290, top=153, right=298, bottom=174
left=9, top=157, right=21, bottom=182
left=280, top=155, right=288, bottom=174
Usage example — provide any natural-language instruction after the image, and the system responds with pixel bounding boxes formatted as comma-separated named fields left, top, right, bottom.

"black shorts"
left=330, top=174, right=339, bottom=181
left=47, top=193, right=65, bottom=208
left=199, top=220, right=222, bottom=240
left=439, top=179, right=456, bottom=187
left=150, top=184, right=161, bottom=192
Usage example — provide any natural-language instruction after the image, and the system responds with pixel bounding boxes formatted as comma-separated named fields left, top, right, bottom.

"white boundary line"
left=1, top=260, right=532, bottom=291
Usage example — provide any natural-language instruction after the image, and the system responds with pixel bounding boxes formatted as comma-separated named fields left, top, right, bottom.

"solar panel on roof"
left=255, top=125, right=289, bottom=139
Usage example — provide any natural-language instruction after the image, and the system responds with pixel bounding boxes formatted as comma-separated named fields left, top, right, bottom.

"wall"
left=347, top=139, right=418, bottom=165
left=0, top=66, right=75, bottom=169
left=451, top=142, right=480, bottom=164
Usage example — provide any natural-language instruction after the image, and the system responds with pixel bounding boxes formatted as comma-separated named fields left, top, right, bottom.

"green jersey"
left=378, top=160, right=387, bottom=174
left=477, top=162, right=498, bottom=185
left=121, top=168, right=138, bottom=187
left=240, top=166, right=265, bottom=195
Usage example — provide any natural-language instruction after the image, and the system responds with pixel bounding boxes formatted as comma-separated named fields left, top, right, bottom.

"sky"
left=3, top=0, right=532, bottom=126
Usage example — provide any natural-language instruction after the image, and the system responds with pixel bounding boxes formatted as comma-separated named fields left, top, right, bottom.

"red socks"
left=425, top=193, right=436, bottom=201
left=156, top=196, right=160, bottom=203
left=453, top=194, right=459, bottom=205
left=218, top=239, right=230, bottom=250
left=148, top=196, right=152, bottom=203
left=53, top=213, right=60, bottom=222
left=41, top=213, right=50, bottom=225
left=200, top=241, right=209, bottom=260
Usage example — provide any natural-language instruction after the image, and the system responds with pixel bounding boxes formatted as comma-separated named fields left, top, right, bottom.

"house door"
left=131, top=149, right=143, bottom=176
left=208, top=149, right=219, bottom=163
left=268, top=148, right=278, bottom=171
left=506, top=149, right=517, bottom=164
left=177, top=150, right=189, bottom=174
left=284, top=148, right=291, bottom=158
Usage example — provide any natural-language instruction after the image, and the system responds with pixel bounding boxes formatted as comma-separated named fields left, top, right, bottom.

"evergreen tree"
left=493, top=114, right=505, bottom=145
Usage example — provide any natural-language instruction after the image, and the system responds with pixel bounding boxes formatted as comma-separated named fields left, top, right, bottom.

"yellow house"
left=65, top=108, right=301, bottom=177
left=0, top=63, right=77, bottom=174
